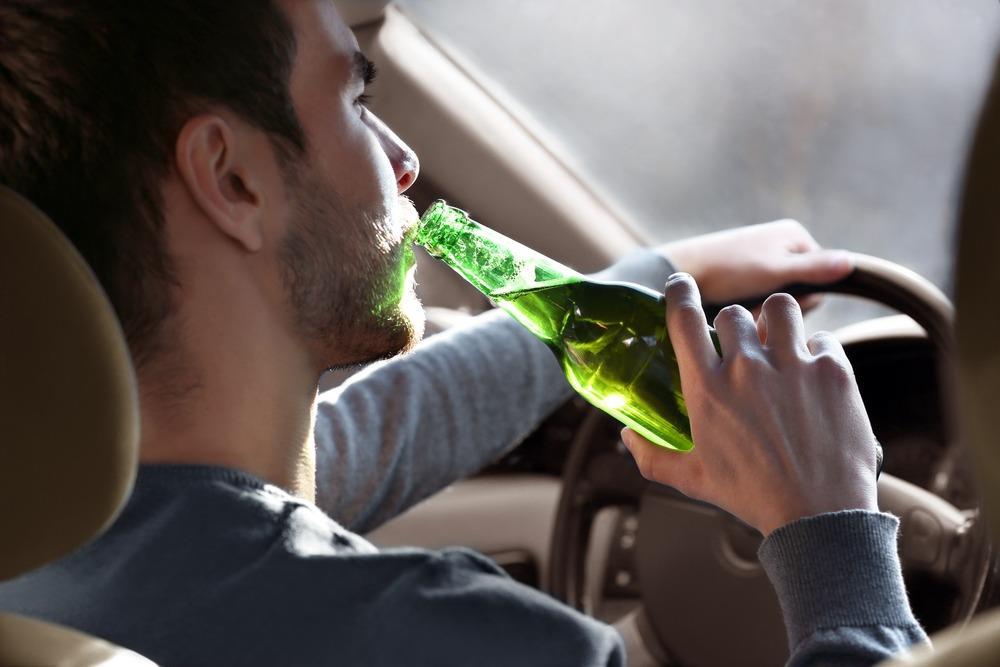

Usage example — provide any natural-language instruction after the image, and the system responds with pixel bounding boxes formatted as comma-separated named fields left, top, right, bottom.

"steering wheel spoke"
left=881, top=474, right=990, bottom=620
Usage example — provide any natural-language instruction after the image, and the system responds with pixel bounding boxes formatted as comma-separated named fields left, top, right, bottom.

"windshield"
left=396, top=0, right=1000, bottom=329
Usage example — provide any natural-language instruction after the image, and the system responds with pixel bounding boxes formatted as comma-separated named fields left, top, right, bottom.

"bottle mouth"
left=418, top=199, right=449, bottom=228
left=416, top=199, right=473, bottom=254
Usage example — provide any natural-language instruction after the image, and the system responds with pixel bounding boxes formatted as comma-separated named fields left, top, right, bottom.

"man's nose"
left=369, top=111, right=419, bottom=194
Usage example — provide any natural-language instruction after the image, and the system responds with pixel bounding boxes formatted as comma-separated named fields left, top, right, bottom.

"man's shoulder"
left=131, top=464, right=388, bottom=560
left=0, top=465, right=623, bottom=665
left=0, top=465, right=511, bottom=628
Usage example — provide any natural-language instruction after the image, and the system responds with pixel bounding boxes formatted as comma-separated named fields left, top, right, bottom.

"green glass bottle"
left=416, top=200, right=714, bottom=452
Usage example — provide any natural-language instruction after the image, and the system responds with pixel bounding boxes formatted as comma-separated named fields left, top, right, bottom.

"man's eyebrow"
left=353, top=51, right=377, bottom=86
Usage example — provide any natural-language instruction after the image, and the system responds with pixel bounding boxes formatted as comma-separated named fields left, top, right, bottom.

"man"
left=0, top=1, right=926, bottom=664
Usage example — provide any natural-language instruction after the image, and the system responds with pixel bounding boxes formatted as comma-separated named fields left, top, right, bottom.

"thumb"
left=788, top=250, right=854, bottom=284
left=621, top=428, right=691, bottom=488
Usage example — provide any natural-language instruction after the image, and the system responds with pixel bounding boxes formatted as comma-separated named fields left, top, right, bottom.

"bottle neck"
left=416, top=200, right=583, bottom=298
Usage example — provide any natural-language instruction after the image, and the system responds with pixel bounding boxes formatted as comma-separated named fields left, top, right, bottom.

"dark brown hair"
left=0, top=1, right=306, bottom=367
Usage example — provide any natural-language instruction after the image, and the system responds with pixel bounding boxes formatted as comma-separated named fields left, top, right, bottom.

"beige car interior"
left=1, top=1, right=999, bottom=664
left=0, top=186, right=153, bottom=665
left=880, top=47, right=1000, bottom=667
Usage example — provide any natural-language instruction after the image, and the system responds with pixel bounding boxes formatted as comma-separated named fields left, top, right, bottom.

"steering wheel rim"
left=547, top=252, right=991, bottom=663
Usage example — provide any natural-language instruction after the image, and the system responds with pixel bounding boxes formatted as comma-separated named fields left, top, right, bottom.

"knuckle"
left=808, top=330, right=836, bottom=345
left=669, top=302, right=707, bottom=331
left=724, top=348, right=764, bottom=376
left=713, top=304, right=751, bottom=328
left=672, top=301, right=704, bottom=320
left=812, top=352, right=854, bottom=384
left=807, top=330, right=842, bottom=355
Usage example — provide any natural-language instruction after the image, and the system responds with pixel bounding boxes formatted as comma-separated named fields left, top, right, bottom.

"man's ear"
left=174, top=114, right=265, bottom=252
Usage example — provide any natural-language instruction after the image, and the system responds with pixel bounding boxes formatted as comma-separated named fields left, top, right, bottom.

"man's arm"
left=760, top=512, right=929, bottom=665
left=621, top=275, right=929, bottom=665
left=315, top=248, right=676, bottom=533
left=316, top=219, right=852, bottom=534
left=314, top=307, right=571, bottom=533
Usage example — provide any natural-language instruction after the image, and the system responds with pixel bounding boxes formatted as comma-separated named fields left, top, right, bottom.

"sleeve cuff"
left=758, top=510, right=922, bottom=649
left=587, top=248, right=676, bottom=290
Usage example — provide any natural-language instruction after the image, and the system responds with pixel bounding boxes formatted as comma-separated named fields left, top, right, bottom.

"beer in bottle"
left=416, top=200, right=714, bottom=452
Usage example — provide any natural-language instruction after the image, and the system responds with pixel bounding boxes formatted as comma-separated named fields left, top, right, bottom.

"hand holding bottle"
left=621, top=273, right=879, bottom=536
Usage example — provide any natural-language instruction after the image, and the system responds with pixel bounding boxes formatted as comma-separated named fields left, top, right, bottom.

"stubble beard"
left=279, top=169, right=424, bottom=372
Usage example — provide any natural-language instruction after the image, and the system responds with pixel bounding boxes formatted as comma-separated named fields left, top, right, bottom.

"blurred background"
left=395, top=0, right=1000, bottom=330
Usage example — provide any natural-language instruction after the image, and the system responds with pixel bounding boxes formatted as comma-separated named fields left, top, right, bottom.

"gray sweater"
left=311, top=248, right=929, bottom=664
left=0, top=250, right=928, bottom=665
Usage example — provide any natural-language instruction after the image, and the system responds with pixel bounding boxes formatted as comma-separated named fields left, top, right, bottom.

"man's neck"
left=136, top=261, right=320, bottom=502
left=138, top=334, right=319, bottom=502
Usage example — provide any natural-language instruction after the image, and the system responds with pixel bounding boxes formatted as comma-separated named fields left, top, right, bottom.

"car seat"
left=880, top=51, right=1000, bottom=667
left=0, top=186, right=155, bottom=665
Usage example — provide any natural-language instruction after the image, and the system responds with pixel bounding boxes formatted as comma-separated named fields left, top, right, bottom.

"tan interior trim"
left=366, top=474, right=561, bottom=589
left=334, top=0, right=389, bottom=29
left=366, top=6, right=646, bottom=272
left=0, top=612, right=156, bottom=666
left=832, top=314, right=926, bottom=348
left=881, top=608, right=1000, bottom=666
left=0, top=187, right=140, bottom=582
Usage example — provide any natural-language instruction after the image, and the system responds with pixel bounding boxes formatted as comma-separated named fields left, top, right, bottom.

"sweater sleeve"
left=758, top=510, right=930, bottom=666
left=313, top=248, right=675, bottom=533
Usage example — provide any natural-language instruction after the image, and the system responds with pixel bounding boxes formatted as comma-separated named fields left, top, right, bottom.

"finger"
left=756, top=309, right=767, bottom=344
left=786, top=250, right=854, bottom=284
left=713, top=304, right=759, bottom=358
left=752, top=294, right=820, bottom=320
left=665, top=273, right=717, bottom=370
left=759, top=293, right=807, bottom=355
left=806, top=330, right=850, bottom=364
left=621, top=428, right=699, bottom=491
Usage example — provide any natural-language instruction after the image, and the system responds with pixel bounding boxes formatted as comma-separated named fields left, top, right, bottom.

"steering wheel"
left=547, top=253, right=992, bottom=666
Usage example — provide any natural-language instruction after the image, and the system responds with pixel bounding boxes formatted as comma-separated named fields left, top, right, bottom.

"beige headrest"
left=954, top=53, right=1000, bottom=540
left=0, top=612, right=157, bottom=666
left=0, top=186, right=139, bottom=582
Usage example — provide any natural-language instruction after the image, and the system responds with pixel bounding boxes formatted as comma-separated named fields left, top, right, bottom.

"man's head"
left=274, top=0, right=423, bottom=370
left=0, top=0, right=421, bottom=377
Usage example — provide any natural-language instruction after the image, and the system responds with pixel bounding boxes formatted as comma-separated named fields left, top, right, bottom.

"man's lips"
left=393, top=197, right=420, bottom=270
left=398, top=198, right=420, bottom=245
